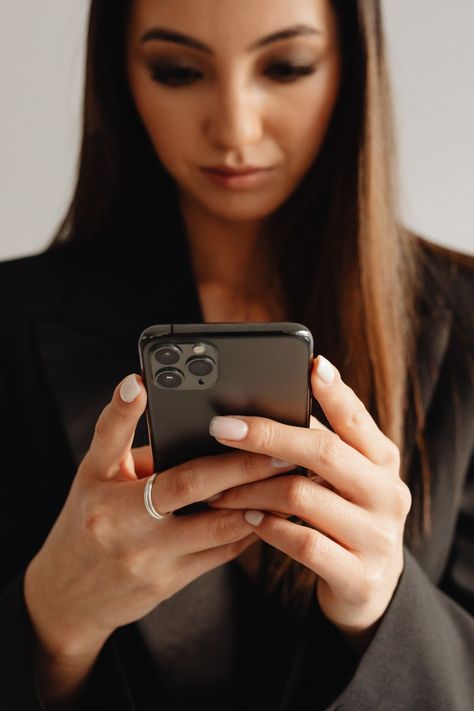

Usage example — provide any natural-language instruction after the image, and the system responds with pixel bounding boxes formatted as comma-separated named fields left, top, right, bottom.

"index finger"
left=311, top=356, right=399, bottom=466
left=86, top=374, right=148, bottom=478
left=131, top=445, right=154, bottom=478
left=209, top=415, right=374, bottom=503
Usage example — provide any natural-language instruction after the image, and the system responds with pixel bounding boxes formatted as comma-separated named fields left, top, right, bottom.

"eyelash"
left=149, top=62, right=317, bottom=87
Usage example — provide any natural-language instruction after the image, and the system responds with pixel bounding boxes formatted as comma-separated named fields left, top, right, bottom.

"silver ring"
left=144, top=473, right=173, bottom=520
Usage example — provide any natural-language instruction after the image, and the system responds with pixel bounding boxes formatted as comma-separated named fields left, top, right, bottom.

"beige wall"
left=0, top=0, right=472, bottom=261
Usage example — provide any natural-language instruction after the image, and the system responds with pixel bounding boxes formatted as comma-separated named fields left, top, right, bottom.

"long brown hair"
left=50, top=0, right=435, bottom=609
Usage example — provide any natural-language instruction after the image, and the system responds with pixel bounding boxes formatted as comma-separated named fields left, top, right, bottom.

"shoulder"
left=416, top=235, right=474, bottom=295
left=414, top=235, right=474, bottom=350
left=0, top=244, right=93, bottom=326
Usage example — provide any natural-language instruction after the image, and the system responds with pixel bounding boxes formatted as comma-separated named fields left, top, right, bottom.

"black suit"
left=0, top=226, right=473, bottom=710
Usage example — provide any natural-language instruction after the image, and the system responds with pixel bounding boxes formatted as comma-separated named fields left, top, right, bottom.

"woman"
left=1, top=0, right=473, bottom=709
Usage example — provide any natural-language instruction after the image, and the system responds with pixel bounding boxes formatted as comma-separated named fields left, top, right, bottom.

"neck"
left=179, top=191, right=265, bottom=294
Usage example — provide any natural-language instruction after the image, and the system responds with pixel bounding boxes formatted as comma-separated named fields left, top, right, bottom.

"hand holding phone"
left=139, top=322, right=313, bottom=515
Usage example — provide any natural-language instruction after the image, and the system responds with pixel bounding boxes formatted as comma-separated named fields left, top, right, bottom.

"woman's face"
left=126, top=0, right=341, bottom=224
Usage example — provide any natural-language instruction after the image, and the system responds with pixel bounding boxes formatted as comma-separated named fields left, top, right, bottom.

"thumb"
left=85, top=374, right=147, bottom=478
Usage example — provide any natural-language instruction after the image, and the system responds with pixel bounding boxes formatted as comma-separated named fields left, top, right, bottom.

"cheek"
left=128, top=73, right=196, bottom=168
left=278, top=76, right=340, bottom=175
left=138, top=97, right=191, bottom=163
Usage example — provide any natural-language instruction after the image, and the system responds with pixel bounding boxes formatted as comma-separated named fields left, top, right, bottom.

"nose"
left=204, top=80, right=264, bottom=151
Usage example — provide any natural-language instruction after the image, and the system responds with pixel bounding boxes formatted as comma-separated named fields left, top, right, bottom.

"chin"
left=183, top=190, right=289, bottom=224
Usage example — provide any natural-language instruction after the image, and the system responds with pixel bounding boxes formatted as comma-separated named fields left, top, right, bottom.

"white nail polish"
left=120, top=374, right=141, bottom=403
left=244, top=510, right=264, bottom=526
left=316, top=356, right=335, bottom=384
left=209, top=416, right=248, bottom=440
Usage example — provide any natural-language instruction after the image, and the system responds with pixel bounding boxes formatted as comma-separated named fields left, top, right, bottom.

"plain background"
left=0, top=0, right=473, bottom=261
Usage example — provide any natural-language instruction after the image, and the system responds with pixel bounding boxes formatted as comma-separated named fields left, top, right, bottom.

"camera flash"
left=192, top=343, right=206, bottom=355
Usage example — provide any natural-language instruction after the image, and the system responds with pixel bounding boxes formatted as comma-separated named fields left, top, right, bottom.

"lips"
left=199, top=165, right=274, bottom=190
left=202, top=166, right=269, bottom=176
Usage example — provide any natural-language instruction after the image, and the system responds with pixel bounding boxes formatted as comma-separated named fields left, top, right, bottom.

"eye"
left=149, top=64, right=202, bottom=87
left=148, top=61, right=317, bottom=88
left=265, top=62, right=317, bottom=83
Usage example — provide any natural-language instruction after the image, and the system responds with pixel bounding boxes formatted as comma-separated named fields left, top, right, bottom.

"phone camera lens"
left=154, top=345, right=181, bottom=365
left=186, top=356, right=215, bottom=377
left=155, top=368, right=184, bottom=388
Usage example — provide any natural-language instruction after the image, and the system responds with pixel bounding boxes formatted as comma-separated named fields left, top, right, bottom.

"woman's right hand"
left=23, top=373, right=283, bottom=664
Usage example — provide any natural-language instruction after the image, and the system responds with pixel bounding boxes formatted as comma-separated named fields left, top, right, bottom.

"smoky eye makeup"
left=145, top=54, right=320, bottom=87
left=149, top=63, right=200, bottom=85
left=145, top=56, right=202, bottom=86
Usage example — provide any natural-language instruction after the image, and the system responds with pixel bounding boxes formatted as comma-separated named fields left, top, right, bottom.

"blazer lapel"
left=403, top=303, right=453, bottom=469
left=35, top=321, right=146, bottom=468
left=34, top=213, right=203, bottom=470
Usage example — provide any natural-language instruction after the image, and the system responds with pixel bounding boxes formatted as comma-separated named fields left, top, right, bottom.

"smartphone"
left=138, top=322, right=313, bottom=516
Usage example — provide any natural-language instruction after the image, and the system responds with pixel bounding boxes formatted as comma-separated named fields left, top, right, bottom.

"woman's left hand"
left=207, top=355, right=412, bottom=654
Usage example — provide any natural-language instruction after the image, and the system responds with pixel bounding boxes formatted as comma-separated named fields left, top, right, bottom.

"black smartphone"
left=138, top=322, right=314, bottom=516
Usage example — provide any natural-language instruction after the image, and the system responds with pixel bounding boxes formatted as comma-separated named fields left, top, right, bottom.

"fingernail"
left=205, top=493, right=222, bottom=502
left=316, top=356, right=335, bottom=384
left=120, top=374, right=141, bottom=403
left=209, top=416, right=248, bottom=440
left=244, top=510, right=265, bottom=526
left=272, top=458, right=294, bottom=468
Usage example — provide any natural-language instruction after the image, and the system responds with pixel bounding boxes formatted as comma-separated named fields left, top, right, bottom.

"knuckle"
left=286, top=476, right=308, bottom=509
left=351, top=559, right=382, bottom=604
left=356, top=576, right=373, bottom=604
left=317, top=433, right=340, bottom=468
left=393, top=481, right=412, bottom=518
left=344, top=398, right=367, bottom=430
left=295, top=529, right=321, bottom=563
left=93, top=412, right=112, bottom=447
left=83, top=507, right=113, bottom=545
left=239, top=451, right=258, bottom=481
left=79, top=489, right=157, bottom=595
left=363, top=564, right=385, bottom=598
left=113, top=547, right=160, bottom=599
left=212, top=511, right=246, bottom=543
left=383, top=480, right=409, bottom=519
left=373, top=522, right=398, bottom=554
left=117, top=547, right=147, bottom=582
left=402, top=484, right=413, bottom=516
left=253, top=420, right=276, bottom=452
left=383, top=439, right=401, bottom=468
left=168, top=464, right=198, bottom=503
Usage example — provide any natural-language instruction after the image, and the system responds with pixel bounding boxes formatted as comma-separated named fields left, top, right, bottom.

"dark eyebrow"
left=140, top=23, right=322, bottom=54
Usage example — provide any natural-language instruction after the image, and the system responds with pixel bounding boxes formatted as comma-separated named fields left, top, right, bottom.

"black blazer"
left=0, top=228, right=473, bottom=711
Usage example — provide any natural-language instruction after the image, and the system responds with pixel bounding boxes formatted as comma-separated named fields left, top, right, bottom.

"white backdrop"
left=0, top=0, right=473, bottom=261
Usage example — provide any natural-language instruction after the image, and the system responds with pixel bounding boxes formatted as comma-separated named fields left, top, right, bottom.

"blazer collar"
left=34, top=221, right=453, bottom=475
left=35, top=209, right=204, bottom=467
left=54, top=209, right=203, bottom=339
left=403, top=303, right=453, bottom=469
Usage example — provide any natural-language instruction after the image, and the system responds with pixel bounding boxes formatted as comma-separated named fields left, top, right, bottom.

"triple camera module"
left=153, top=342, right=218, bottom=390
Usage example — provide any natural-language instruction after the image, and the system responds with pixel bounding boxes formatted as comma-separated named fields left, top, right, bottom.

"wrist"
left=24, top=554, right=109, bottom=660
left=33, top=639, right=102, bottom=711
left=338, top=621, right=379, bottom=657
